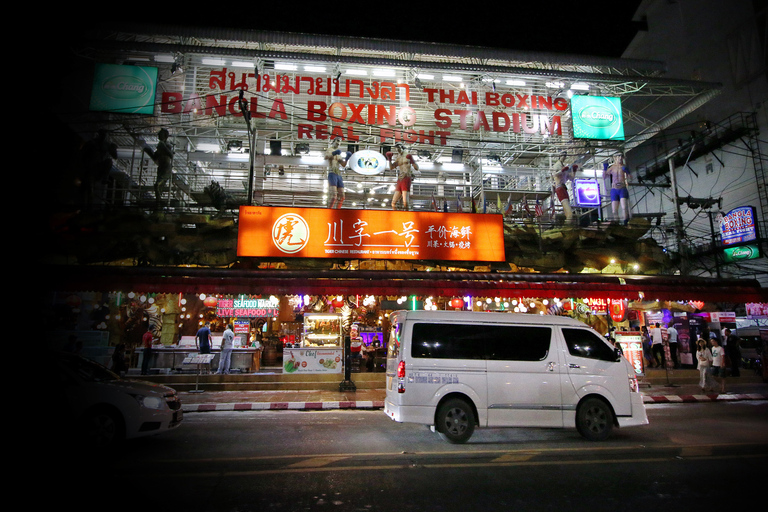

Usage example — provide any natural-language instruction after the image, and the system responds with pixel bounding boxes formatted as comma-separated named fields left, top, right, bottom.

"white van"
left=384, top=311, right=648, bottom=443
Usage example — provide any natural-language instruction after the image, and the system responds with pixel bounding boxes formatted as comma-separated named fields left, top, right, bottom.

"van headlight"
left=134, top=395, right=165, bottom=410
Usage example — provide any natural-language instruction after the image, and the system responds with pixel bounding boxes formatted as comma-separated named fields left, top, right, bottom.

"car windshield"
left=59, top=353, right=120, bottom=383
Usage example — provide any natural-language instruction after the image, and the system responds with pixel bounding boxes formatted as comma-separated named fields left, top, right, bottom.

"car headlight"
left=134, top=394, right=165, bottom=410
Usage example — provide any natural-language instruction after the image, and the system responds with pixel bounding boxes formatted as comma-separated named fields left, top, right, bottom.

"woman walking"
left=696, top=338, right=713, bottom=392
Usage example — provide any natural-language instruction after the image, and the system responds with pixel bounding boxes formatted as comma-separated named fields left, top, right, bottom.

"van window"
left=411, top=323, right=551, bottom=361
left=412, top=323, right=485, bottom=359
left=562, top=328, right=617, bottom=362
left=487, top=326, right=551, bottom=361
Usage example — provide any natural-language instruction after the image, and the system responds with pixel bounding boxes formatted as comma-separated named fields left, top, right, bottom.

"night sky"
left=61, top=2, right=644, bottom=59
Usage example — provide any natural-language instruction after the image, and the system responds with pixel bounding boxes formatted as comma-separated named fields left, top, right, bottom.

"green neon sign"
left=571, top=95, right=625, bottom=141
left=723, top=244, right=761, bottom=262
left=89, top=63, right=158, bottom=115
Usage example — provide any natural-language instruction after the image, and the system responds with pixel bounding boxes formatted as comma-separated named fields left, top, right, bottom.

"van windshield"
left=562, top=328, right=619, bottom=362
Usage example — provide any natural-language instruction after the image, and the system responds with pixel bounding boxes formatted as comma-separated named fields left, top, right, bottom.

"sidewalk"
left=179, top=380, right=768, bottom=413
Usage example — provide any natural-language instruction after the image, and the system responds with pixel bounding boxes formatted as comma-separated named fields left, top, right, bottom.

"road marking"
left=492, top=452, right=537, bottom=463
left=287, top=456, right=348, bottom=468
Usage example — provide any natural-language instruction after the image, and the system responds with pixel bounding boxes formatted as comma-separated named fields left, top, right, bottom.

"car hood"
left=105, top=378, right=176, bottom=396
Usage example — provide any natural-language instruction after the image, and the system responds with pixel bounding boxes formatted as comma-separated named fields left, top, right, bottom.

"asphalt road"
left=54, top=401, right=768, bottom=511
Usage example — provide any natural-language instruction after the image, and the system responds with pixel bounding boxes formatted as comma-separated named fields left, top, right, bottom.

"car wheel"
left=436, top=398, right=475, bottom=444
left=576, top=398, right=613, bottom=441
left=80, top=408, right=125, bottom=448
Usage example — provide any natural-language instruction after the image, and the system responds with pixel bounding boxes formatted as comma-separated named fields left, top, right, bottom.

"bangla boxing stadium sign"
left=158, top=69, right=573, bottom=145
left=719, top=206, right=758, bottom=246
left=237, top=206, right=506, bottom=262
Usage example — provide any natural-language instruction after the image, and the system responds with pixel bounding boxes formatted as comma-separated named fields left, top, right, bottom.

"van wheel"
left=436, top=399, right=475, bottom=444
left=576, top=398, right=613, bottom=441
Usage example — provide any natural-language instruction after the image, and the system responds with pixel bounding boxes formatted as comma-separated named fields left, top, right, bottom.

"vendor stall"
left=283, top=313, right=344, bottom=374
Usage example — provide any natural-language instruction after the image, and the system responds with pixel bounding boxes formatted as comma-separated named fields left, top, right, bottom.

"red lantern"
left=332, top=298, right=345, bottom=308
left=610, top=299, right=626, bottom=322
left=450, top=298, right=464, bottom=309
left=203, top=296, right=218, bottom=308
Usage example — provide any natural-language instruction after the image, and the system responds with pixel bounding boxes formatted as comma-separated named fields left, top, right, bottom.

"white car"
left=52, top=351, right=183, bottom=448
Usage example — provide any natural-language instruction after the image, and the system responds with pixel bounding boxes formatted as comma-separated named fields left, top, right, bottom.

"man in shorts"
left=604, top=153, right=631, bottom=224
left=325, top=139, right=351, bottom=208
left=386, top=144, right=419, bottom=210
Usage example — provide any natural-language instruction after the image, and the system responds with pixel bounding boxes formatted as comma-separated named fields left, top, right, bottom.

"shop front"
left=44, top=260, right=767, bottom=377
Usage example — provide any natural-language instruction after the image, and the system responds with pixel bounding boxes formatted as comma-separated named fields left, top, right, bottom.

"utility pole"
left=239, top=89, right=255, bottom=206
left=668, top=157, right=688, bottom=275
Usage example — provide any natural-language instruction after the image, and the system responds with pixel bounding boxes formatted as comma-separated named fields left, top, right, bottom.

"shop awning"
left=43, top=265, right=768, bottom=303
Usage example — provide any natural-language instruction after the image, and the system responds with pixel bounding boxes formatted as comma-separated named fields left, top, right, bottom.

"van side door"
left=485, top=325, right=563, bottom=428
left=560, top=328, right=632, bottom=417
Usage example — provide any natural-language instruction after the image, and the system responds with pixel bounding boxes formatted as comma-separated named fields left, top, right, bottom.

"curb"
left=181, top=395, right=768, bottom=412
left=643, top=393, right=768, bottom=404
left=184, top=400, right=386, bottom=412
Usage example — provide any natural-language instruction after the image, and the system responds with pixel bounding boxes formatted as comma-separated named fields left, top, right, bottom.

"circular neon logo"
left=349, top=150, right=387, bottom=176
left=272, top=213, right=309, bottom=254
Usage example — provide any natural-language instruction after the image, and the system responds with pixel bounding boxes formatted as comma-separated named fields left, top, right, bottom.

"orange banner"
left=237, top=206, right=505, bottom=262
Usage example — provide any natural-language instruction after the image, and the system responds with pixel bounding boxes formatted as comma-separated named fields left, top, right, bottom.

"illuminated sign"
left=237, top=206, right=506, bottom=262
left=90, top=63, right=158, bottom=115
left=723, top=244, right=761, bottom=262
left=160, top=70, right=568, bottom=146
left=573, top=179, right=601, bottom=207
left=349, top=150, right=387, bottom=176
left=216, top=296, right=279, bottom=317
left=719, top=206, right=757, bottom=245
left=571, top=95, right=624, bottom=141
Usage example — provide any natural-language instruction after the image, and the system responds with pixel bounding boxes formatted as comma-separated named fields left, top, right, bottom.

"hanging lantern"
left=609, top=299, right=626, bottom=322
left=203, top=296, right=218, bottom=308
left=450, top=298, right=464, bottom=309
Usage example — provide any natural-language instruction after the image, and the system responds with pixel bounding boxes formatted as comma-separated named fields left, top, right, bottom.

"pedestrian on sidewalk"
left=650, top=323, right=665, bottom=368
left=141, top=328, right=154, bottom=375
left=196, top=322, right=212, bottom=354
left=666, top=322, right=679, bottom=368
left=710, top=337, right=727, bottom=393
left=217, top=324, right=235, bottom=375
left=724, top=328, right=741, bottom=377
left=641, top=326, right=654, bottom=368
left=696, top=338, right=713, bottom=392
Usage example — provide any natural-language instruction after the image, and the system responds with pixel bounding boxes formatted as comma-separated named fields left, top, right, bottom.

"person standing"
left=650, top=323, right=664, bottom=368
left=724, top=328, right=741, bottom=377
left=710, top=337, right=727, bottom=393
left=111, top=343, right=128, bottom=376
left=666, top=322, right=679, bottom=368
left=141, top=328, right=154, bottom=375
left=217, top=324, right=235, bottom=375
left=695, top=338, right=713, bottom=392
left=641, top=325, right=653, bottom=369
left=196, top=322, right=212, bottom=354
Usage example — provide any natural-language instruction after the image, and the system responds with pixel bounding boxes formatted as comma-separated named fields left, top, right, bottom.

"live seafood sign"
left=719, top=206, right=758, bottom=245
